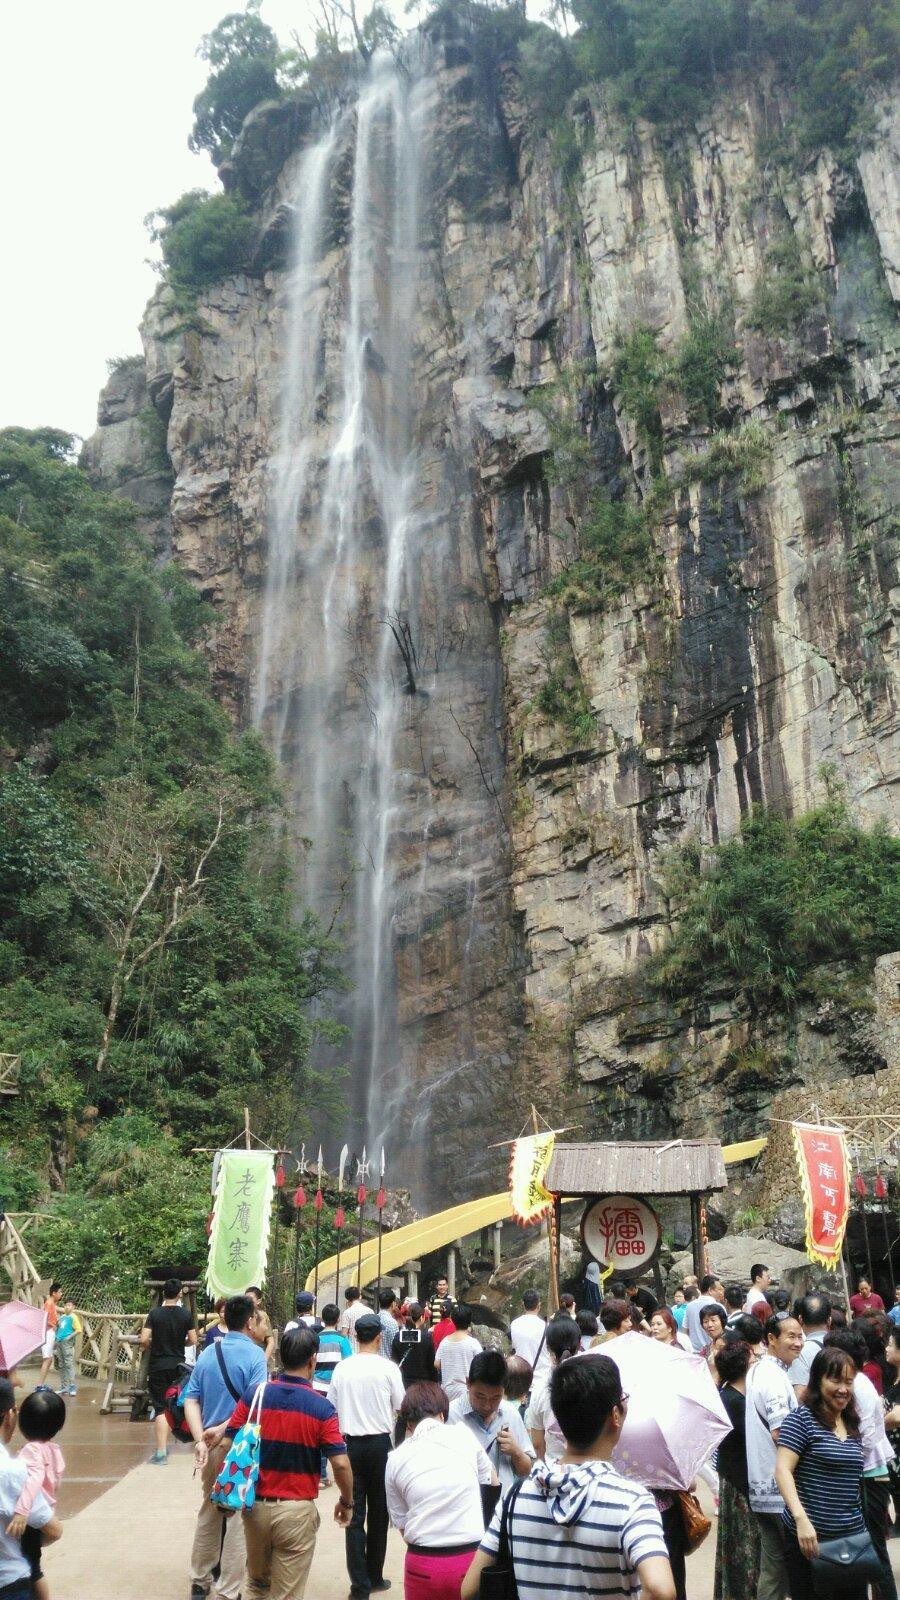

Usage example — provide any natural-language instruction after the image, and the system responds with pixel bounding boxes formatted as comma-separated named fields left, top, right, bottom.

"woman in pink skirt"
left=385, top=1381, right=498, bottom=1600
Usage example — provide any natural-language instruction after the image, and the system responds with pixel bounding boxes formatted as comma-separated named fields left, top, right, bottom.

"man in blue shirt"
left=888, top=1286, right=900, bottom=1329
left=183, top=1294, right=268, bottom=1600
left=0, top=1379, right=61, bottom=1600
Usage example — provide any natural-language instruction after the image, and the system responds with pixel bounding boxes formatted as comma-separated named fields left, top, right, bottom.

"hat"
left=295, top=1290, right=315, bottom=1313
left=355, top=1315, right=383, bottom=1343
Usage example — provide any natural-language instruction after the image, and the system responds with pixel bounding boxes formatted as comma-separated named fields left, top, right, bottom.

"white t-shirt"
left=788, top=1329, right=826, bottom=1390
left=338, top=1299, right=368, bottom=1351
left=744, top=1286, right=769, bottom=1317
left=510, top=1312, right=552, bottom=1386
left=435, top=1334, right=483, bottom=1402
left=745, top=1354, right=798, bottom=1512
left=526, top=1379, right=566, bottom=1462
left=385, top=1418, right=493, bottom=1547
left=326, top=1352, right=404, bottom=1436
left=854, top=1370, right=893, bottom=1474
left=0, top=1444, right=53, bottom=1589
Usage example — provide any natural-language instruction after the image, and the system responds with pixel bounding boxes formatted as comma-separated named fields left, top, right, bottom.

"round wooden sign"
left=581, top=1193, right=662, bottom=1272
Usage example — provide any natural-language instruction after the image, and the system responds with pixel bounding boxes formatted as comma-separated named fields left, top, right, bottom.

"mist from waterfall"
left=253, top=54, right=424, bottom=1155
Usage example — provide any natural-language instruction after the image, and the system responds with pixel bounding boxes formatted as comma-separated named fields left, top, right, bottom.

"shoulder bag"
left=809, top=1528, right=882, bottom=1594
left=214, top=1339, right=243, bottom=1405
left=677, top=1489, right=711, bottom=1553
left=210, top=1381, right=266, bottom=1514
left=479, top=1478, right=524, bottom=1600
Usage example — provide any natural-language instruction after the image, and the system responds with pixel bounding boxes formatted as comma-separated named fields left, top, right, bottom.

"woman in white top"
left=434, top=1307, right=483, bottom=1404
left=385, top=1381, right=497, bottom=1600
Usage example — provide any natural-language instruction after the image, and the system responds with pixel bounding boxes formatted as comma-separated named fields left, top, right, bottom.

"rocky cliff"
left=84, top=18, right=899, bottom=1192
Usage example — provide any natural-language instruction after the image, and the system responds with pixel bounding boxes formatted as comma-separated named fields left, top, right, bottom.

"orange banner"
left=791, top=1121, right=850, bottom=1269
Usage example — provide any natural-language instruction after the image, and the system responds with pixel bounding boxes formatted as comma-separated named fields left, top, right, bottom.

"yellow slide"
left=304, top=1136, right=767, bottom=1294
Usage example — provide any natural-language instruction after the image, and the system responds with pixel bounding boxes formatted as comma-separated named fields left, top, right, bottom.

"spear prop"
left=292, top=1143, right=307, bottom=1308
left=313, top=1146, right=324, bottom=1306
left=356, top=1148, right=369, bottom=1291
left=272, top=1156, right=286, bottom=1325
left=875, top=1171, right=895, bottom=1296
left=334, top=1144, right=349, bottom=1306
left=375, top=1148, right=387, bottom=1302
left=854, top=1165, right=875, bottom=1289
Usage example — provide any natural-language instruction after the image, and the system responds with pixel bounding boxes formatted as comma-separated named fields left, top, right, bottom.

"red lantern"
left=314, top=1189, right=324, bottom=1212
left=854, top=1173, right=867, bottom=1198
left=334, top=1206, right=345, bottom=1229
left=275, top=1163, right=286, bottom=1189
left=294, top=1184, right=306, bottom=1209
left=875, top=1174, right=888, bottom=1200
left=376, top=1187, right=386, bottom=1210
left=357, top=1185, right=367, bottom=1206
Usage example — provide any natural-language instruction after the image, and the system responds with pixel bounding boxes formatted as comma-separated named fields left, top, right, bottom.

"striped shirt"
left=227, top=1374, right=346, bottom=1500
left=481, top=1459, right=667, bottom=1599
left=314, top=1329, right=352, bottom=1394
left=778, top=1405, right=865, bottom=1539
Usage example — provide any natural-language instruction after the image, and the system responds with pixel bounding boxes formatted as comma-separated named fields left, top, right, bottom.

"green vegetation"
left=611, top=317, right=737, bottom=463
left=536, top=611, right=596, bottom=743
left=148, top=190, right=256, bottom=294
left=546, top=491, right=653, bottom=612
left=106, top=354, right=144, bottom=376
left=0, top=428, right=341, bottom=1298
left=189, top=8, right=281, bottom=163
left=748, top=230, right=824, bottom=337
left=651, top=792, right=900, bottom=1009
left=683, top=421, right=772, bottom=494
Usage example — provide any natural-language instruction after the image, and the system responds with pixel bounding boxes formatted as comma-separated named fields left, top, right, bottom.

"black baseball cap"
left=355, top=1314, right=383, bottom=1343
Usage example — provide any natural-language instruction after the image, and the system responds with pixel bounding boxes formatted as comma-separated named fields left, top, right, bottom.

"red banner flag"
left=791, top=1122, right=850, bottom=1268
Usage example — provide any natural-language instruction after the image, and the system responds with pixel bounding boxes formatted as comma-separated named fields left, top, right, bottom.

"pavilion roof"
left=546, top=1139, right=727, bottom=1197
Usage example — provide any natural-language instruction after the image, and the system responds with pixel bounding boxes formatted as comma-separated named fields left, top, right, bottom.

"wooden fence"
left=73, top=1311, right=147, bottom=1413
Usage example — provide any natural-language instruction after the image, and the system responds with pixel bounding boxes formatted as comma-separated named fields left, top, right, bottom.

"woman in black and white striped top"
left=775, top=1346, right=868, bottom=1600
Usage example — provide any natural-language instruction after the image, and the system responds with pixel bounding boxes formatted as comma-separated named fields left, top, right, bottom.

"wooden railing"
left=74, top=1311, right=147, bottom=1412
left=0, top=1215, right=42, bottom=1304
left=0, top=1054, right=20, bottom=1095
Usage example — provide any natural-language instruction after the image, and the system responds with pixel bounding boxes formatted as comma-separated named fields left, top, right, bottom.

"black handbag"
left=479, top=1479, right=524, bottom=1600
left=809, top=1528, right=882, bottom=1595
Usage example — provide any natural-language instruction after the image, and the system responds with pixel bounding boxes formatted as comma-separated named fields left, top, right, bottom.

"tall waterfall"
left=254, top=56, right=425, bottom=1153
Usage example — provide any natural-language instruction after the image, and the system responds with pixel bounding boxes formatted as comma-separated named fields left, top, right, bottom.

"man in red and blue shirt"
left=222, top=1325, right=354, bottom=1600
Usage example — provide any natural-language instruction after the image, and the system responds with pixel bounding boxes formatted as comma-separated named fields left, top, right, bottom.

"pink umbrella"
left=600, top=1331, right=731, bottom=1491
left=0, top=1301, right=47, bottom=1371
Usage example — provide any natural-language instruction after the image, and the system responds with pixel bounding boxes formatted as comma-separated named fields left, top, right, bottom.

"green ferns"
left=536, top=611, right=595, bottom=744
left=652, top=794, right=900, bottom=1009
left=748, top=231, right=824, bottom=337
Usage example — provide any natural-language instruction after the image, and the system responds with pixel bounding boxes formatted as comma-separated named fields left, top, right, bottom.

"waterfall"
left=254, top=55, right=424, bottom=1154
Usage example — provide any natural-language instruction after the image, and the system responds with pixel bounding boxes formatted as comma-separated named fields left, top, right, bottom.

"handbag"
left=210, top=1381, right=266, bottom=1513
left=677, top=1489, right=711, bottom=1554
left=480, top=1436, right=503, bottom=1528
left=479, top=1479, right=524, bottom=1600
left=809, top=1528, right=882, bottom=1595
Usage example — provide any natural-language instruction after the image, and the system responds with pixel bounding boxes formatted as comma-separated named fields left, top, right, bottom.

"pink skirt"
left=404, top=1543, right=479, bottom=1600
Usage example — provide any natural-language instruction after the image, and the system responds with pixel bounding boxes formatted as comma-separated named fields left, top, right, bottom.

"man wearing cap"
left=327, top=1313, right=404, bottom=1599
left=285, top=1290, right=322, bottom=1334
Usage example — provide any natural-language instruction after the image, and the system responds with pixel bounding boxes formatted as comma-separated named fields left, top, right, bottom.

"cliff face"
left=84, top=23, right=899, bottom=1185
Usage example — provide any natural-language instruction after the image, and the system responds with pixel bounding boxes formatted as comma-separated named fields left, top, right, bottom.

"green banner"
left=206, top=1149, right=275, bottom=1299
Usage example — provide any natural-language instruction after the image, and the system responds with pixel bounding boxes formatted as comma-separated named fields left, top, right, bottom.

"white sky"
left=0, top=2, right=355, bottom=442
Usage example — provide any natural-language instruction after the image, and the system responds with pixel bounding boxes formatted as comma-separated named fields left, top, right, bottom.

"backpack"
left=163, top=1365, right=194, bottom=1444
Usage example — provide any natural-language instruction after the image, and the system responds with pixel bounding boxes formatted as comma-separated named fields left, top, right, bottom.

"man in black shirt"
left=140, top=1277, right=196, bottom=1462
left=390, top=1302, right=436, bottom=1389
left=624, top=1280, right=658, bottom=1324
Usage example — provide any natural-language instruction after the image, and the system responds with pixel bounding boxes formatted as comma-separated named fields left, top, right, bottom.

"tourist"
left=340, top=1286, right=368, bottom=1351
left=53, top=1300, right=80, bottom=1397
left=503, top=1355, right=533, bottom=1420
left=430, top=1301, right=456, bottom=1353
left=448, top=1351, right=535, bottom=1490
left=559, top=1292, right=578, bottom=1319
left=591, top=1299, right=632, bottom=1343
left=221, top=1326, right=353, bottom=1600
left=745, top=1312, right=803, bottom=1600
left=884, top=1327, right=900, bottom=1529
left=775, top=1346, right=868, bottom=1600
left=184, top=1292, right=268, bottom=1600
left=0, top=1378, right=61, bottom=1600
left=730, top=1313, right=765, bottom=1351
left=286, top=1290, right=320, bottom=1334
left=649, top=1309, right=692, bottom=1354
left=9, top=1389, right=65, bottom=1600
left=461, top=1353, right=674, bottom=1600
left=699, top=1303, right=727, bottom=1351
left=313, top=1303, right=353, bottom=1486
left=789, top=1291, right=831, bottom=1395
left=510, top=1289, right=552, bottom=1389
left=744, top=1264, right=771, bottom=1318
left=246, top=1285, right=278, bottom=1363
left=858, top=1318, right=890, bottom=1396
left=390, top=1303, right=437, bottom=1389
left=202, top=1298, right=228, bottom=1349
left=426, top=1277, right=452, bottom=1326
left=577, top=1309, right=599, bottom=1350
left=140, top=1277, right=196, bottom=1463
left=830, top=1304, right=849, bottom=1330
left=888, top=1287, right=900, bottom=1330
left=677, top=1285, right=699, bottom=1328
left=528, top=1318, right=582, bottom=1462
left=824, top=1328, right=897, bottom=1600
left=378, top=1289, right=401, bottom=1361
left=327, top=1312, right=404, bottom=1599
left=625, top=1280, right=657, bottom=1322
left=584, top=1261, right=602, bottom=1314
left=713, top=1340, right=760, bottom=1600
left=850, top=1276, right=885, bottom=1318
left=385, top=1381, right=497, bottom=1600
left=34, top=1284, right=62, bottom=1393
left=684, top=1275, right=725, bottom=1353
left=434, top=1307, right=482, bottom=1405
left=723, top=1284, right=745, bottom=1327
left=670, top=1288, right=687, bottom=1326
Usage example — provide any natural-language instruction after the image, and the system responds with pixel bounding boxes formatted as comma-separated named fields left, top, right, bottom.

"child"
left=54, top=1302, right=80, bottom=1396
left=7, top=1390, right=66, bottom=1600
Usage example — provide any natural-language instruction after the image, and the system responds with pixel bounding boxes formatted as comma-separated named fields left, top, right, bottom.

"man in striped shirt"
left=218, top=1326, right=353, bottom=1600
left=462, top=1353, right=674, bottom=1600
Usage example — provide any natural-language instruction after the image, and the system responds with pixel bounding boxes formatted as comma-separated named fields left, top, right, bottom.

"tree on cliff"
left=189, top=4, right=281, bottom=162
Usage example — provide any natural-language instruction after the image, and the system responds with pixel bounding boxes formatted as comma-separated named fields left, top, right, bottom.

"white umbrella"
left=599, top=1331, right=732, bottom=1492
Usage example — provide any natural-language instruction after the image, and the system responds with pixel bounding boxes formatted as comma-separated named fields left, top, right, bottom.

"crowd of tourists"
left=2, top=1267, right=899, bottom=1600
